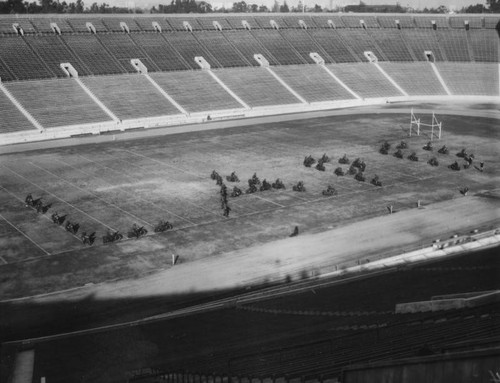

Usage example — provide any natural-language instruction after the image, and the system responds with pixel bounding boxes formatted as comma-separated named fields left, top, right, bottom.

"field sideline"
left=0, top=103, right=499, bottom=304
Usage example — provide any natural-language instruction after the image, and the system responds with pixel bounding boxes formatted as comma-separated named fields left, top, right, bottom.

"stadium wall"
left=341, top=347, right=500, bottom=383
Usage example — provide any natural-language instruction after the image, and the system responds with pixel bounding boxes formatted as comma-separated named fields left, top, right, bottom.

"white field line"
left=75, top=154, right=268, bottom=225
left=120, top=149, right=208, bottom=180
left=90, top=150, right=261, bottom=215
left=1, top=165, right=118, bottom=231
left=28, top=162, right=153, bottom=227
left=0, top=212, right=50, bottom=256
left=0, top=185, right=83, bottom=243
left=50, top=157, right=196, bottom=226
left=75, top=153, right=225, bottom=219
left=246, top=193, right=285, bottom=208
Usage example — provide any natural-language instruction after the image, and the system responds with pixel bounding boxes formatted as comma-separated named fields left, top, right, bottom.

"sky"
left=117, top=0, right=487, bottom=12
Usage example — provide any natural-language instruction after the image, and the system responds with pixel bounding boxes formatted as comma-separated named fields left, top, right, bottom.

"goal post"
left=409, top=109, right=442, bottom=140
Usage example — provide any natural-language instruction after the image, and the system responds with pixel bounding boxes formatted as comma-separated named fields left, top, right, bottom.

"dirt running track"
left=10, top=193, right=499, bottom=307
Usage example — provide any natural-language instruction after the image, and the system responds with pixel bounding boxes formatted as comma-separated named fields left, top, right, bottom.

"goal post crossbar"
left=409, top=109, right=442, bottom=140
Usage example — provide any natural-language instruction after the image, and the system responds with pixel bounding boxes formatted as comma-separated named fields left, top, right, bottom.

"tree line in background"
left=0, top=0, right=498, bottom=14
left=0, top=0, right=138, bottom=13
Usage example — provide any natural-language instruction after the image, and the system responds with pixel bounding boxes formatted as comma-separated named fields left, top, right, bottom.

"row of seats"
left=1, top=28, right=496, bottom=82
left=1, top=62, right=497, bottom=134
left=4, top=78, right=111, bottom=128
left=0, top=15, right=497, bottom=35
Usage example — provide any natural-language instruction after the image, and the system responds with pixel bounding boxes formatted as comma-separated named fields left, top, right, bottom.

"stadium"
left=0, top=11, right=499, bottom=383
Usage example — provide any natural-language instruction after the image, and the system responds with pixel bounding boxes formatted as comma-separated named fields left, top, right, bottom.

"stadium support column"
left=309, top=53, right=361, bottom=100
left=0, top=79, right=44, bottom=132
left=429, top=63, right=452, bottom=96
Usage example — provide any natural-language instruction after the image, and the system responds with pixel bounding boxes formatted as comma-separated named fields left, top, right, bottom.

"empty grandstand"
left=0, top=13, right=497, bottom=141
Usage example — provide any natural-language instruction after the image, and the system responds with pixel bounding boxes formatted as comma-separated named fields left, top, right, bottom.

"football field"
left=0, top=110, right=499, bottom=299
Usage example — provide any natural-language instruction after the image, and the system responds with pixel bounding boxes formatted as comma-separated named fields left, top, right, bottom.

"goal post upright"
left=431, top=112, right=442, bottom=140
left=409, top=108, right=420, bottom=137
left=409, top=109, right=442, bottom=140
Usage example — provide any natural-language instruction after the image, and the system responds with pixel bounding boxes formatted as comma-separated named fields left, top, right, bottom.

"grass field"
left=0, top=111, right=499, bottom=299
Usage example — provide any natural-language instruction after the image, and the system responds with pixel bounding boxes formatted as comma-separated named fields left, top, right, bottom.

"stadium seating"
left=343, top=15, right=380, bottom=28
left=129, top=33, right=190, bottom=71
left=66, top=17, right=109, bottom=32
left=250, top=30, right=306, bottom=65
left=164, top=32, right=222, bottom=69
left=368, top=29, right=414, bottom=61
left=0, top=89, right=37, bottom=133
left=380, top=62, right=447, bottom=95
left=0, top=13, right=498, bottom=138
left=469, top=30, right=499, bottom=62
left=449, top=16, right=481, bottom=29
left=483, top=16, right=500, bottom=29
left=376, top=16, right=397, bottom=28
left=402, top=29, right=446, bottom=61
left=224, top=16, right=260, bottom=30
left=414, top=15, right=449, bottom=29
left=327, top=63, right=402, bottom=99
left=279, top=29, right=324, bottom=64
left=436, top=30, right=471, bottom=61
left=24, top=35, right=91, bottom=77
left=5, top=78, right=112, bottom=128
left=195, top=17, right=233, bottom=31
left=279, top=15, right=304, bottom=29
left=436, top=63, right=499, bottom=96
left=101, top=17, right=141, bottom=32
left=253, top=16, right=277, bottom=29
left=213, top=67, right=302, bottom=107
left=97, top=33, right=158, bottom=72
left=29, top=17, right=74, bottom=33
left=0, top=36, right=54, bottom=80
left=222, top=30, right=278, bottom=66
left=149, top=71, right=243, bottom=113
left=82, top=74, right=182, bottom=120
left=307, top=29, right=359, bottom=63
left=166, top=17, right=203, bottom=31
left=0, top=59, right=15, bottom=82
left=311, top=15, right=345, bottom=28
left=338, top=29, right=387, bottom=61
left=271, top=65, right=357, bottom=103
left=0, top=18, right=29, bottom=34
left=61, top=34, right=126, bottom=75
left=194, top=31, right=250, bottom=67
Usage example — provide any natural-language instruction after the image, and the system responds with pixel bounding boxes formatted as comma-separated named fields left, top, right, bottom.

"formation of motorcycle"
left=25, top=193, right=173, bottom=247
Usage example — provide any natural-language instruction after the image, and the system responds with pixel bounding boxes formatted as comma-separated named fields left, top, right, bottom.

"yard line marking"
left=78, top=153, right=255, bottom=216
left=75, top=153, right=226, bottom=219
left=50, top=157, right=197, bottom=226
left=0, top=212, right=50, bottom=256
left=249, top=194, right=285, bottom=208
left=0, top=185, right=84, bottom=242
left=1, top=165, right=118, bottom=231
left=28, top=162, right=154, bottom=227
left=116, top=149, right=293, bottom=211
left=120, top=149, right=206, bottom=180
